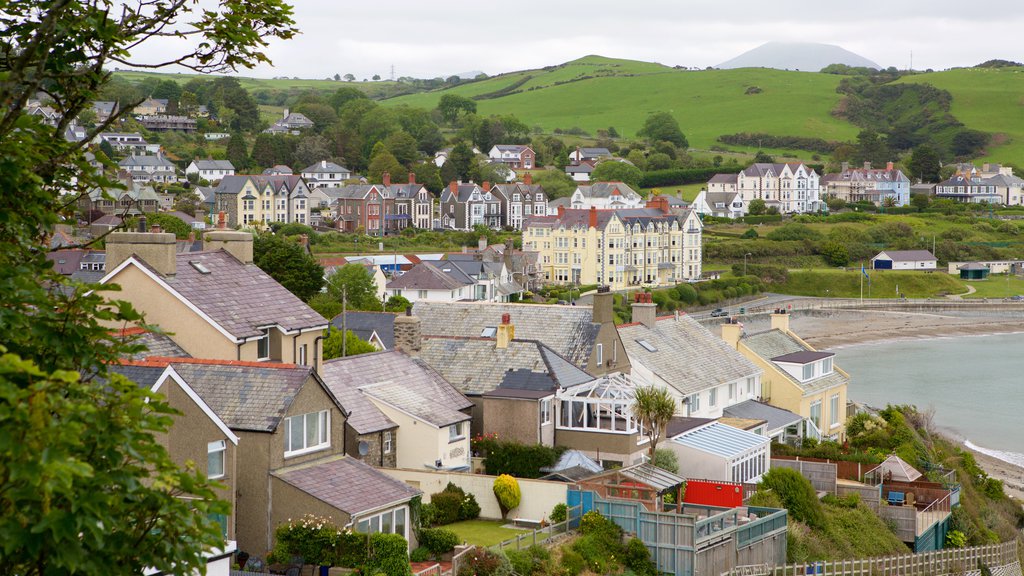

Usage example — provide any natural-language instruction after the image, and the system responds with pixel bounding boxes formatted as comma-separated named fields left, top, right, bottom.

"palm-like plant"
left=631, top=385, right=678, bottom=457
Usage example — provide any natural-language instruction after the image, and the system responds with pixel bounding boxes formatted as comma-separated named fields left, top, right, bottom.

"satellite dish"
left=358, top=441, right=369, bottom=456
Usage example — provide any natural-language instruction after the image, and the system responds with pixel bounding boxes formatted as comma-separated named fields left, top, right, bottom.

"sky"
left=131, top=1, right=1024, bottom=80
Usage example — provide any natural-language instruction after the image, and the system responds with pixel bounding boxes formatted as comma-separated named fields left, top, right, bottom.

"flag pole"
left=860, top=262, right=864, bottom=303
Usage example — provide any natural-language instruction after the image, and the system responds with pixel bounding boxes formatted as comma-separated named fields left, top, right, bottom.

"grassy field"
left=898, top=66, right=1024, bottom=164
left=641, top=182, right=704, bottom=201
left=385, top=56, right=860, bottom=149
left=772, top=269, right=968, bottom=298
left=960, top=273, right=1024, bottom=299
left=114, top=70, right=404, bottom=98
left=443, top=520, right=526, bottom=547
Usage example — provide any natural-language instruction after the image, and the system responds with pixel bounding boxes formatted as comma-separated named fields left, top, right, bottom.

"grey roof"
left=322, top=351, right=472, bottom=428
left=263, top=165, right=294, bottom=175
left=617, top=463, right=686, bottom=492
left=419, top=338, right=593, bottom=396
left=958, top=262, right=990, bottom=271
left=130, top=331, right=191, bottom=360
left=302, top=161, right=350, bottom=174
left=771, top=350, right=834, bottom=364
left=167, top=361, right=316, bottom=432
left=494, top=144, right=530, bottom=153
left=708, top=173, right=739, bottom=184
left=703, top=191, right=740, bottom=207
left=565, top=164, right=594, bottom=174
left=722, top=400, right=803, bottom=434
left=272, top=455, right=421, bottom=516
left=618, top=315, right=761, bottom=396
left=742, top=329, right=847, bottom=395
left=387, top=261, right=474, bottom=291
left=670, top=421, right=768, bottom=459
left=118, top=155, right=175, bottom=168
left=576, top=182, right=641, bottom=200
left=874, top=250, right=936, bottom=262
left=132, top=250, right=328, bottom=340
left=318, top=358, right=398, bottom=435
left=666, top=416, right=715, bottom=437
left=539, top=449, right=603, bottom=479
left=192, top=159, right=234, bottom=171
left=331, top=312, right=395, bottom=349
left=109, top=364, right=166, bottom=389
left=576, top=147, right=611, bottom=157
left=413, top=301, right=601, bottom=368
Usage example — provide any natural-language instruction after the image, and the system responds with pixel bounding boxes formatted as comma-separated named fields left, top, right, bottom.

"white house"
left=568, top=147, right=612, bottom=164
left=118, top=153, right=178, bottom=184
left=565, top=163, right=594, bottom=182
left=692, top=189, right=745, bottom=219
left=568, top=182, right=645, bottom=209
left=706, top=163, right=823, bottom=214
left=385, top=261, right=476, bottom=303
left=487, top=145, right=535, bottom=169
left=871, top=250, right=937, bottom=270
left=186, top=160, right=235, bottom=182
left=301, top=160, right=353, bottom=188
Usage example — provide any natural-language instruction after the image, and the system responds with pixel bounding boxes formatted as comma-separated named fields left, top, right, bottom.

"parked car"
left=709, top=308, right=728, bottom=317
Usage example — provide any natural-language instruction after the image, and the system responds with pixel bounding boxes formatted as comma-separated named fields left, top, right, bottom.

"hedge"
left=366, top=533, right=411, bottom=576
left=639, top=166, right=742, bottom=188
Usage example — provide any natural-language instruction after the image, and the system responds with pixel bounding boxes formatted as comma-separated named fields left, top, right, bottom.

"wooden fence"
left=488, top=505, right=581, bottom=552
left=721, top=541, right=1019, bottom=576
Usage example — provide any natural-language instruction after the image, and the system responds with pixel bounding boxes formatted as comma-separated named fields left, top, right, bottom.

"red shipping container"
left=683, top=479, right=743, bottom=508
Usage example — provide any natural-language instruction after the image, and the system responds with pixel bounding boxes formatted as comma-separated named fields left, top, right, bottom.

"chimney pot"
left=217, top=211, right=227, bottom=229
left=863, top=161, right=871, bottom=170
left=483, top=181, right=491, bottom=192
left=886, top=161, right=894, bottom=171
left=383, top=172, right=391, bottom=187
left=501, top=313, right=510, bottom=324
left=523, top=172, right=532, bottom=185
left=409, top=172, right=416, bottom=184
left=589, top=206, right=598, bottom=228
left=150, top=223, right=162, bottom=234
left=449, top=181, right=458, bottom=194
left=321, top=160, right=327, bottom=168
left=138, top=215, right=148, bottom=233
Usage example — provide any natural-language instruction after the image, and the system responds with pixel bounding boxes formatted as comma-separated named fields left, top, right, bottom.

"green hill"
left=384, top=55, right=860, bottom=150
left=113, top=70, right=408, bottom=99
left=897, top=67, right=1024, bottom=164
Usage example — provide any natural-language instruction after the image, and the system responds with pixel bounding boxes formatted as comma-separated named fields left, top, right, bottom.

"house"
left=263, top=165, right=294, bottom=175
left=707, top=162, right=822, bottom=214
left=263, top=109, right=314, bottom=134
left=118, top=153, right=178, bottom=184
left=330, top=311, right=395, bottom=350
left=186, top=159, right=235, bottom=182
left=92, top=100, right=118, bottom=122
left=822, top=162, right=911, bottom=207
left=617, top=295, right=762, bottom=418
left=568, top=147, right=612, bottom=164
left=385, top=260, right=476, bottom=303
left=871, top=250, right=937, bottom=270
left=935, top=171, right=1020, bottom=205
left=664, top=419, right=770, bottom=484
left=692, top=188, right=745, bottom=219
left=320, top=350, right=475, bottom=471
left=214, top=174, right=311, bottom=226
left=446, top=238, right=542, bottom=293
left=330, top=184, right=388, bottom=233
left=565, top=163, right=595, bottom=182
left=434, top=147, right=451, bottom=167
left=431, top=257, right=523, bottom=302
left=524, top=200, right=703, bottom=289
left=95, top=132, right=160, bottom=154
left=439, top=181, right=506, bottom=230
left=110, top=362, right=239, bottom=573
left=488, top=144, right=535, bottom=169
left=79, top=178, right=160, bottom=216
left=204, top=132, right=231, bottom=141
left=492, top=173, right=548, bottom=230
left=984, top=173, right=1024, bottom=206
left=721, top=312, right=849, bottom=441
left=100, top=224, right=329, bottom=370
left=134, top=97, right=168, bottom=115
left=568, top=182, right=645, bottom=210
left=722, top=399, right=805, bottom=445
left=139, top=114, right=197, bottom=132
left=383, top=172, right=434, bottom=231
left=301, top=160, right=353, bottom=188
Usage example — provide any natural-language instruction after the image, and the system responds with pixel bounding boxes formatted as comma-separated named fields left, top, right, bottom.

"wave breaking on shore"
left=965, top=439, right=1024, bottom=469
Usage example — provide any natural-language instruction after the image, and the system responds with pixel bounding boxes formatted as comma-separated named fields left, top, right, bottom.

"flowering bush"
left=271, top=514, right=342, bottom=566
left=456, top=548, right=511, bottom=576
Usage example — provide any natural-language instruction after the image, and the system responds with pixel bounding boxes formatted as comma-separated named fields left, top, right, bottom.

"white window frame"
left=595, top=343, right=603, bottom=366
left=809, top=400, right=822, bottom=430
left=207, top=439, right=226, bottom=479
left=801, top=363, right=814, bottom=381
left=284, top=410, right=330, bottom=457
left=355, top=506, right=408, bottom=540
left=383, top=431, right=393, bottom=454
left=298, top=344, right=307, bottom=366
left=829, top=393, right=841, bottom=428
left=708, top=387, right=717, bottom=407
left=256, top=328, right=271, bottom=361
left=449, top=421, right=465, bottom=443
left=822, top=357, right=833, bottom=374
left=540, top=398, right=552, bottom=425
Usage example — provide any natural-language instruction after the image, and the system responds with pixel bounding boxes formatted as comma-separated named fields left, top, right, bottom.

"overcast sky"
left=136, top=1, right=1024, bottom=79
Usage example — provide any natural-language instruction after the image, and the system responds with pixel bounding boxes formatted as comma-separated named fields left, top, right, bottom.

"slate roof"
left=741, top=329, right=847, bottom=395
left=129, top=330, right=191, bottom=360
left=47, top=249, right=87, bottom=275
left=125, top=250, right=328, bottom=340
left=331, top=311, right=396, bottom=349
left=272, top=455, right=421, bottom=516
left=874, top=250, right=937, bottom=262
left=263, top=165, right=294, bottom=175
left=494, top=144, right=530, bottom=153
left=387, top=261, right=474, bottom=291
left=708, top=173, right=739, bottom=184
left=302, top=161, right=350, bottom=174
left=166, top=360, right=317, bottom=432
left=321, top=351, right=472, bottom=429
left=565, top=164, right=594, bottom=174
left=192, top=160, right=234, bottom=171
left=771, top=350, right=833, bottom=364
left=666, top=416, right=714, bottom=437
left=723, top=400, right=803, bottom=434
left=318, top=357, right=397, bottom=435
left=118, top=155, right=175, bottom=168
left=576, top=182, right=641, bottom=200
left=576, top=147, right=611, bottom=157
left=419, top=338, right=593, bottom=396
left=109, top=364, right=167, bottom=389
left=413, top=301, right=600, bottom=368
left=618, top=315, right=761, bottom=396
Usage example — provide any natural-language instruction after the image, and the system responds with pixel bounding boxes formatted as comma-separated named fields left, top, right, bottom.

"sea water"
left=835, top=332, right=1024, bottom=468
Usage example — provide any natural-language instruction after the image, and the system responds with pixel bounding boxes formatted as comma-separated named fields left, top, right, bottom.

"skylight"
left=481, top=326, right=497, bottom=338
left=189, top=260, right=211, bottom=274
left=637, top=339, right=657, bottom=353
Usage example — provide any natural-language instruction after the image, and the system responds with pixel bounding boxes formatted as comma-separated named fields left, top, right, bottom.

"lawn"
left=960, top=273, right=1024, bottom=299
left=771, top=268, right=968, bottom=299
left=443, top=520, right=527, bottom=547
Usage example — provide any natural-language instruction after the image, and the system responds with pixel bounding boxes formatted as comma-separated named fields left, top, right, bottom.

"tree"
left=325, top=264, right=381, bottom=310
left=333, top=73, right=341, bottom=81
left=757, top=468, right=826, bottom=529
left=383, top=130, right=419, bottom=167
left=437, top=94, right=476, bottom=123
left=384, top=294, right=411, bottom=313
left=493, top=475, right=521, bottom=520
left=99, top=138, right=116, bottom=160
left=368, top=149, right=405, bottom=183
left=0, top=0, right=296, bottom=573
left=253, top=233, right=324, bottom=301
left=372, top=74, right=381, bottom=81
left=638, top=111, right=688, bottom=148
left=445, top=141, right=476, bottom=181
left=591, top=161, right=643, bottom=188
left=293, top=135, right=332, bottom=169
left=820, top=239, right=850, bottom=267
left=748, top=198, right=767, bottom=215
left=652, top=449, right=679, bottom=474
left=151, top=79, right=182, bottom=110
left=631, top=385, right=677, bottom=457
left=907, top=145, right=941, bottom=182
left=330, top=86, right=368, bottom=112
left=295, top=102, right=338, bottom=132
left=344, top=73, right=356, bottom=82
left=322, top=329, right=376, bottom=359
left=853, top=129, right=890, bottom=166
left=226, top=132, right=249, bottom=171
left=753, top=150, right=775, bottom=164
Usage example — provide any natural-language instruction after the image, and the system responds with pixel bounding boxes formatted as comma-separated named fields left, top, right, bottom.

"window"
left=449, top=422, right=464, bottom=442
left=708, top=388, right=717, bottom=407
left=688, top=393, right=700, bottom=413
left=257, top=328, right=271, bottom=360
left=829, top=394, right=841, bottom=428
left=809, top=400, right=822, bottom=429
left=356, top=507, right=408, bottom=539
left=595, top=343, right=603, bottom=366
left=802, top=363, right=814, bottom=380
left=540, top=399, right=551, bottom=424
left=207, top=440, right=226, bottom=479
left=822, top=357, right=833, bottom=374
left=298, top=344, right=307, bottom=366
left=384, top=431, right=393, bottom=454
left=728, top=382, right=735, bottom=399
left=284, top=410, right=329, bottom=456
left=746, top=377, right=754, bottom=394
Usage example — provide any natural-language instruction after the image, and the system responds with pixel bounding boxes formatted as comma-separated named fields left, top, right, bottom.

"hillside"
left=113, top=70, right=410, bottom=99
left=385, top=55, right=860, bottom=150
left=716, top=42, right=881, bottom=71
left=897, top=66, right=1024, bottom=164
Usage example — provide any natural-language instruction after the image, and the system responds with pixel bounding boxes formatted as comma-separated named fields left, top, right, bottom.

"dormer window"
left=257, top=328, right=271, bottom=360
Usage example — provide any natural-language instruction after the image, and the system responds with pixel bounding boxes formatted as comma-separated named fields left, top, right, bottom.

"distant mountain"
left=717, top=42, right=880, bottom=72
left=451, top=70, right=485, bottom=79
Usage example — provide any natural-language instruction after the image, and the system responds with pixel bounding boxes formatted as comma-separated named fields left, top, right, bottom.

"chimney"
left=383, top=172, right=391, bottom=187
left=589, top=206, right=598, bottom=228
left=321, top=159, right=327, bottom=169
left=770, top=309, right=790, bottom=333
left=863, top=161, right=871, bottom=170
left=632, top=292, right=657, bottom=329
left=150, top=223, right=162, bottom=234
left=721, top=319, right=743, bottom=348
left=592, top=285, right=614, bottom=324
left=393, top=306, right=422, bottom=354
left=203, top=228, right=254, bottom=264
left=449, top=181, right=458, bottom=195
left=216, top=211, right=227, bottom=230
left=886, top=161, right=894, bottom=171
left=557, top=205, right=565, bottom=218
left=282, top=108, right=289, bottom=119
left=575, top=146, right=581, bottom=164
left=478, top=236, right=488, bottom=251
left=106, top=228, right=178, bottom=277
left=523, top=172, right=532, bottom=185
left=841, top=161, right=849, bottom=172
left=482, top=181, right=491, bottom=192
left=496, top=312, right=515, bottom=349
left=409, top=172, right=416, bottom=185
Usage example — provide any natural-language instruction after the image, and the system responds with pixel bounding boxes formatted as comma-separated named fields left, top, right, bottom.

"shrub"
left=430, top=491, right=463, bottom=525
left=456, top=548, right=511, bottom=576
left=506, top=545, right=551, bottom=576
left=549, top=503, right=568, bottom=524
left=271, top=514, right=343, bottom=566
left=558, top=549, right=586, bottom=576
left=493, top=475, right=521, bottom=519
left=946, top=530, right=968, bottom=548
left=459, top=493, right=481, bottom=521
left=419, top=502, right=437, bottom=528
left=766, top=223, right=822, bottom=242
left=419, top=528, right=460, bottom=558
left=337, top=530, right=369, bottom=568
left=652, top=448, right=679, bottom=474
left=474, top=438, right=562, bottom=478
left=409, top=547, right=431, bottom=562
left=365, top=533, right=411, bottom=576
left=624, top=538, right=656, bottom=576
left=741, top=228, right=759, bottom=239
left=757, top=468, right=826, bottom=529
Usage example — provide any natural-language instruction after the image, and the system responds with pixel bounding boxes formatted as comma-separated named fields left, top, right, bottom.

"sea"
left=834, top=331, right=1024, bottom=469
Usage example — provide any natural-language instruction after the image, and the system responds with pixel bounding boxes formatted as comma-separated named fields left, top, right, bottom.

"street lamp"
left=743, top=253, right=752, bottom=276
